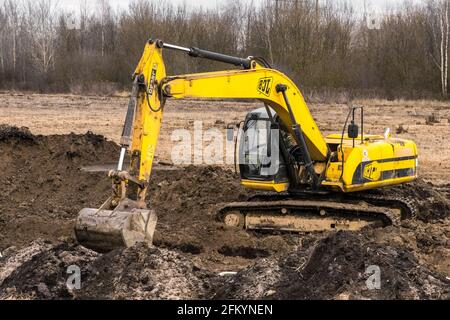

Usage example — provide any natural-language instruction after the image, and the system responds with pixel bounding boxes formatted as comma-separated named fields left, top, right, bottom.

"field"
left=1, top=93, right=449, bottom=182
left=0, top=93, right=449, bottom=299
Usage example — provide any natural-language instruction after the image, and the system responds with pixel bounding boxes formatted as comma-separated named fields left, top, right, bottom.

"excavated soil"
left=0, top=125, right=118, bottom=249
left=215, top=231, right=450, bottom=300
left=0, top=126, right=449, bottom=299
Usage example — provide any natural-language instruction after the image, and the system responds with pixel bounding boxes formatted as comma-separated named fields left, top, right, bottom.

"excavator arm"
left=120, top=39, right=330, bottom=203
left=74, top=41, right=166, bottom=252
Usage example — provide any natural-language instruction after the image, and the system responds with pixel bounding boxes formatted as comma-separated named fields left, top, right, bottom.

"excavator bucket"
left=74, top=207, right=157, bottom=252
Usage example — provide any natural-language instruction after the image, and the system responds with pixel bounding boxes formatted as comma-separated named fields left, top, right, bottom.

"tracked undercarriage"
left=218, top=191, right=418, bottom=232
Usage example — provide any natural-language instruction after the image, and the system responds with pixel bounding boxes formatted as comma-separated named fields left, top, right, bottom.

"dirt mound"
left=0, top=126, right=297, bottom=274
left=77, top=243, right=212, bottom=299
left=0, top=241, right=211, bottom=300
left=412, top=181, right=450, bottom=220
left=0, top=240, right=98, bottom=299
left=148, top=165, right=300, bottom=272
left=0, top=125, right=118, bottom=249
left=216, top=232, right=450, bottom=300
left=0, top=125, right=35, bottom=142
left=373, top=179, right=450, bottom=221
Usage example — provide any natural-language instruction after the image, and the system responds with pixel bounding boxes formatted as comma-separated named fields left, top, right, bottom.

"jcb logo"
left=363, top=162, right=381, bottom=181
left=147, top=63, right=158, bottom=96
left=257, top=77, right=273, bottom=96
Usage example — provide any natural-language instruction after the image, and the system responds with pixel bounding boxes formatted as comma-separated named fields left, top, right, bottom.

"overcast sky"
left=57, top=0, right=423, bottom=14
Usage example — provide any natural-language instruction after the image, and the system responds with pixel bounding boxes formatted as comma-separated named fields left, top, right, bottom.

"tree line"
left=0, top=0, right=450, bottom=99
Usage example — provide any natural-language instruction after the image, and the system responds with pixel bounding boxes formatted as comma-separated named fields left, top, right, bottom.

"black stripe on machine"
left=352, top=156, right=417, bottom=184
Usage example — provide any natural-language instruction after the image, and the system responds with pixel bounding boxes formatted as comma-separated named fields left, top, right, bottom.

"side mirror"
left=348, top=122, right=359, bottom=139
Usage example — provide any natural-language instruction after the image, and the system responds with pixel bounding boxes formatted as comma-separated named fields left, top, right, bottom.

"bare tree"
left=441, top=0, right=449, bottom=96
left=0, top=5, right=7, bottom=75
left=4, top=0, right=20, bottom=77
left=26, top=0, right=57, bottom=75
left=427, top=0, right=450, bottom=97
left=97, top=0, right=111, bottom=57
left=26, top=0, right=58, bottom=75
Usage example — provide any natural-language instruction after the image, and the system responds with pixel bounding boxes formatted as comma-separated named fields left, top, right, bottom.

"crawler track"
left=217, top=190, right=418, bottom=232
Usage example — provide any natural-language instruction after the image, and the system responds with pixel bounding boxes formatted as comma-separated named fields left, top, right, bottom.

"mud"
left=0, top=126, right=449, bottom=299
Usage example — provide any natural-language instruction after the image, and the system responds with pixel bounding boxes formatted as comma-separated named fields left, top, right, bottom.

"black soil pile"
left=0, top=240, right=98, bottom=299
left=0, top=125, right=297, bottom=273
left=77, top=242, right=212, bottom=299
left=0, top=125, right=118, bottom=249
left=216, top=231, right=450, bottom=300
left=371, top=179, right=450, bottom=221
left=0, top=125, right=35, bottom=142
left=148, top=166, right=297, bottom=272
left=0, top=241, right=211, bottom=300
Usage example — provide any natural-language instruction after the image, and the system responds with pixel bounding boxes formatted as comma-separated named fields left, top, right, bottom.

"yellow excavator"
left=74, top=39, right=418, bottom=252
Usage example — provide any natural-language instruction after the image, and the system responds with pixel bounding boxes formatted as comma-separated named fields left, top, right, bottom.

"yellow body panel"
left=322, top=176, right=416, bottom=192
left=241, top=180, right=290, bottom=192
left=323, top=137, right=418, bottom=192
left=241, top=135, right=418, bottom=194
left=325, top=134, right=384, bottom=142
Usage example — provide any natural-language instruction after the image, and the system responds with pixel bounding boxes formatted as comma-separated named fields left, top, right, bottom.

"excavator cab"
left=238, top=107, right=289, bottom=186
